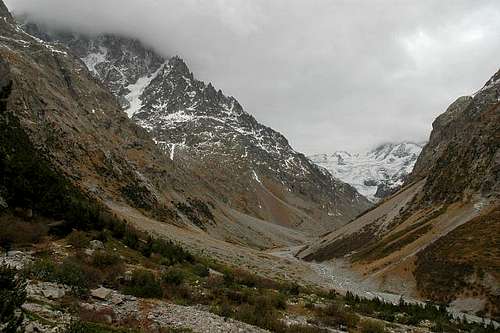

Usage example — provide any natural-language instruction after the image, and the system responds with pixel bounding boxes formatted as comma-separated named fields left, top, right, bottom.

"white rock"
left=91, top=287, right=112, bottom=300
left=110, top=293, right=124, bottom=305
left=208, top=268, right=224, bottom=278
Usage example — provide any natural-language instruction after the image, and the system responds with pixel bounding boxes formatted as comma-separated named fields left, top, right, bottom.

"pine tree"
left=0, top=265, right=27, bottom=333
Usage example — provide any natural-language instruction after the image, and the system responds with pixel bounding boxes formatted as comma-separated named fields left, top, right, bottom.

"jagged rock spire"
left=169, top=56, right=191, bottom=75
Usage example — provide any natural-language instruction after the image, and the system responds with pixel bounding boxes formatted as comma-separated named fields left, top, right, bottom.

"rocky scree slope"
left=299, top=70, right=500, bottom=319
left=309, top=142, right=424, bottom=202
left=21, top=24, right=371, bottom=235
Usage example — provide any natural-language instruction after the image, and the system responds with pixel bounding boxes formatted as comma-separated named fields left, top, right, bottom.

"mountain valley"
left=0, top=2, right=498, bottom=332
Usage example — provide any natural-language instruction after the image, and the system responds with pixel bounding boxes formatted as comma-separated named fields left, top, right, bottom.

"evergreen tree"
left=0, top=265, right=27, bottom=333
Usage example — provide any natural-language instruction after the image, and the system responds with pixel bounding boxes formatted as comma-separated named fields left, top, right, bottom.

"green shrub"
left=67, top=231, right=90, bottom=249
left=223, top=269, right=235, bottom=285
left=282, top=283, right=300, bottom=296
left=109, top=220, right=126, bottom=240
left=123, top=228, right=139, bottom=249
left=124, top=270, right=162, bottom=298
left=148, top=238, right=194, bottom=265
left=359, top=319, right=386, bottom=333
left=28, top=257, right=90, bottom=293
left=191, top=263, right=209, bottom=278
left=318, top=303, right=359, bottom=329
left=91, top=251, right=121, bottom=268
left=0, top=265, right=27, bottom=333
left=162, top=267, right=186, bottom=286
left=163, top=283, right=194, bottom=305
left=29, top=258, right=58, bottom=281
left=96, top=230, right=111, bottom=243
left=57, top=259, right=89, bottom=293
left=0, top=215, right=48, bottom=249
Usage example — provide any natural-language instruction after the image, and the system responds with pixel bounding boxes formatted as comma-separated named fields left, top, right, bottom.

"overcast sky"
left=6, top=0, right=500, bottom=154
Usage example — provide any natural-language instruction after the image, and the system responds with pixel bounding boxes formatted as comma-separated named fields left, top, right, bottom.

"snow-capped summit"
left=309, top=142, right=425, bottom=202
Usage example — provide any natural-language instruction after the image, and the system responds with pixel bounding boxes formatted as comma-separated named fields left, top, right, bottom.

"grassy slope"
left=415, top=206, right=500, bottom=320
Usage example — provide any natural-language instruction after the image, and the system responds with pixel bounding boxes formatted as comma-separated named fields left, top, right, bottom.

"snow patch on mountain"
left=81, top=46, right=108, bottom=77
left=309, top=142, right=424, bottom=202
left=124, top=62, right=166, bottom=117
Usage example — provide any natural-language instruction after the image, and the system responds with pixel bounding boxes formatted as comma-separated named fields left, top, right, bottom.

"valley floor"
left=104, top=199, right=499, bottom=328
left=267, top=246, right=499, bottom=328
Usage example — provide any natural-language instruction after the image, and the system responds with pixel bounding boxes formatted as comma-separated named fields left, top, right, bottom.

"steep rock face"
left=300, top=70, right=500, bottom=318
left=129, top=55, right=370, bottom=233
left=22, top=25, right=371, bottom=234
left=411, top=73, right=500, bottom=204
left=309, top=142, right=424, bottom=202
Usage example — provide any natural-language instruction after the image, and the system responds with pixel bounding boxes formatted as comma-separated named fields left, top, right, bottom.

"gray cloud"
left=6, top=0, right=500, bottom=153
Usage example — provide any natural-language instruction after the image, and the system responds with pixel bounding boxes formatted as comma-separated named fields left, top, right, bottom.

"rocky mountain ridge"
left=309, top=142, right=424, bottom=202
left=20, top=23, right=371, bottom=235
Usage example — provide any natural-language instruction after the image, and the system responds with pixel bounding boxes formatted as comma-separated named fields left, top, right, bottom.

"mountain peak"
left=168, top=55, right=191, bottom=75
left=309, top=141, right=424, bottom=201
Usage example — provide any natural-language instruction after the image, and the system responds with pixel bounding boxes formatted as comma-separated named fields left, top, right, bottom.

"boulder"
left=110, top=293, right=124, bottom=305
left=26, top=282, right=68, bottom=299
left=41, top=285, right=66, bottom=299
left=91, top=287, right=112, bottom=300
left=1, top=251, right=33, bottom=269
left=89, top=240, right=104, bottom=250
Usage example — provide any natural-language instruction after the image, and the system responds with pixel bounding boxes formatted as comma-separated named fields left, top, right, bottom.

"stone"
left=208, top=268, right=224, bottom=278
left=91, top=287, right=112, bottom=300
left=89, top=240, right=104, bottom=250
left=41, top=285, right=66, bottom=299
left=110, top=293, right=124, bottom=305
left=80, top=303, right=95, bottom=311
left=0, top=251, right=33, bottom=269
left=25, top=322, right=44, bottom=333
left=27, top=282, right=68, bottom=300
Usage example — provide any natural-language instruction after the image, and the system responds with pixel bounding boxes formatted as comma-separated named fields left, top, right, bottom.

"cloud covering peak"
left=7, top=0, right=500, bottom=153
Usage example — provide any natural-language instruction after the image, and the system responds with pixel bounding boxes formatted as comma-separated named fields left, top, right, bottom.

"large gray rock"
left=89, top=240, right=104, bottom=250
left=91, top=286, right=113, bottom=300
left=1, top=251, right=33, bottom=269
left=27, top=281, right=69, bottom=300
